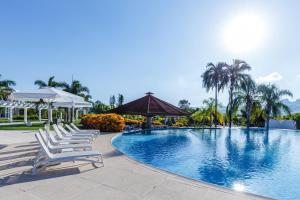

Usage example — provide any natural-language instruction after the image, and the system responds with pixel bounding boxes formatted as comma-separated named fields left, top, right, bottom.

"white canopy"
left=9, top=87, right=92, bottom=108
left=8, top=87, right=92, bottom=123
left=9, top=87, right=86, bottom=104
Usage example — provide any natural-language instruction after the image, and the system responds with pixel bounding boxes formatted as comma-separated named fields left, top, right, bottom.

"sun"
left=223, top=13, right=267, bottom=54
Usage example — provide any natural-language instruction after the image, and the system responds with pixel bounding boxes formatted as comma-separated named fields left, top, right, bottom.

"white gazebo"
left=8, top=87, right=92, bottom=123
left=0, top=100, right=48, bottom=123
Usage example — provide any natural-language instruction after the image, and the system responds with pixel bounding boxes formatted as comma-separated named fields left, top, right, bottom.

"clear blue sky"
left=1, top=0, right=300, bottom=107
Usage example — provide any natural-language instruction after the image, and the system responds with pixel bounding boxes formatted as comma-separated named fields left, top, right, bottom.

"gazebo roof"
left=109, top=92, right=190, bottom=116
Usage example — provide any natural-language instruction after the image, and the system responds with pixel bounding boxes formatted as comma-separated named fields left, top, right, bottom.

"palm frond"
left=34, top=80, right=47, bottom=88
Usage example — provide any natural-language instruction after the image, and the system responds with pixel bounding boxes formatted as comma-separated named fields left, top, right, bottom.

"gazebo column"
left=64, top=108, right=68, bottom=122
left=60, top=111, right=63, bottom=121
left=68, top=108, right=72, bottom=122
left=47, top=103, right=52, bottom=124
left=75, top=109, right=79, bottom=121
left=24, top=108, right=28, bottom=124
left=38, top=108, right=42, bottom=122
left=5, top=107, right=8, bottom=119
left=164, top=117, right=168, bottom=125
left=71, top=107, right=75, bottom=122
left=49, top=108, right=53, bottom=122
left=146, top=116, right=152, bottom=129
left=9, top=107, right=13, bottom=123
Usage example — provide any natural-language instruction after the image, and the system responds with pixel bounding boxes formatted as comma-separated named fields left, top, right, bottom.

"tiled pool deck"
left=0, top=131, right=272, bottom=200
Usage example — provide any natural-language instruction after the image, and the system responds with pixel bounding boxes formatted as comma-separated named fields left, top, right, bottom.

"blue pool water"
left=112, top=128, right=300, bottom=200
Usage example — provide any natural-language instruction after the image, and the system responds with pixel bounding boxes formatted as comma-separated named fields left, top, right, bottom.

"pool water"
left=112, top=128, right=300, bottom=200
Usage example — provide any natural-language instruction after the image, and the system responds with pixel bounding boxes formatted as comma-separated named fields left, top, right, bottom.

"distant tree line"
left=92, top=94, right=124, bottom=114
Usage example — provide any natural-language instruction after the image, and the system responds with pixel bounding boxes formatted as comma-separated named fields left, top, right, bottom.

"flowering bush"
left=172, top=117, right=189, bottom=127
left=152, top=120, right=163, bottom=125
left=81, top=114, right=125, bottom=132
left=125, top=119, right=143, bottom=125
left=172, top=121, right=185, bottom=127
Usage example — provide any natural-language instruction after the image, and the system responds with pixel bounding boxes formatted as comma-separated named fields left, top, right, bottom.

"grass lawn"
left=0, top=118, right=26, bottom=123
left=0, top=123, right=45, bottom=131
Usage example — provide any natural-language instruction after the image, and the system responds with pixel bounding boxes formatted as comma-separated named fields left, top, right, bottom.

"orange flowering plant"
left=81, top=113, right=125, bottom=132
left=125, top=119, right=143, bottom=125
left=152, top=120, right=163, bottom=125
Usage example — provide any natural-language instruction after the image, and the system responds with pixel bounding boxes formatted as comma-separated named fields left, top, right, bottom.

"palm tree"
left=225, top=59, right=251, bottom=128
left=62, top=80, right=91, bottom=101
left=258, top=84, right=293, bottom=131
left=233, top=76, right=258, bottom=129
left=203, top=98, right=223, bottom=127
left=0, top=74, right=16, bottom=100
left=34, top=76, right=65, bottom=88
left=202, top=62, right=228, bottom=127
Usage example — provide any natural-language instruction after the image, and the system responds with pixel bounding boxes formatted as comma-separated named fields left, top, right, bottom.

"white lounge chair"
left=33, top=133, right=103, bottom=175
left=53, top=125, right=91, bottom=144
left=58, top=124, right=95, bottom=138
left=70, top=123, right=100, bottom=135
left=45, top=129, right=78, bottom=146
left=39, top=129, right=92, bottom=153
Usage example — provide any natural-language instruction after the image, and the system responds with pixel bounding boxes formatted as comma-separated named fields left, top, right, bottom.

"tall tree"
left=258, top=84, right=293, bottom=131
left=233, top=76, right=258, bottom=129
left=0, top=74, right=16, bottom=100
left=109, top=95, right=116, bottom=108
left=225, top=59, right=251, bottom=128
left=117, top=94, right=124, bottom=107
left=34, top=76, right=65, bottom=88
left=62, top=80, right=91, bottom=101
left=202, top=62, right=227, bottom=127
left=178, top=99, right=191, bottom=111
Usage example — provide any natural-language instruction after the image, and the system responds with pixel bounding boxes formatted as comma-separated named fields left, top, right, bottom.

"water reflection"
left=126, top=130, right=191, bottom=164
left=197, top=129, right=286, bottom=187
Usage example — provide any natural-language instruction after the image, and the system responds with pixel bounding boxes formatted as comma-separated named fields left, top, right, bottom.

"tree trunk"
left=266, top=107, right=271, bottom=132
left=266, top=116, right=270, bottom=132
left=246, top=113, right=250, bottom=129
left=228, top=86, right=233, bottom=129
left=214, top=85, right=218, bottom=128
left=246, top=101, right=252, bottom=130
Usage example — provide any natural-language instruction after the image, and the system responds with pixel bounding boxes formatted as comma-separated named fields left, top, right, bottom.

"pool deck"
left=0, top=131, right=272, bottom=200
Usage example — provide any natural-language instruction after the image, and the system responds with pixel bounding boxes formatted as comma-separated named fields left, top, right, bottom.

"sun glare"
left=233, top=182, right=245, bottom=192
left=223, top=13, right=267, bottom=54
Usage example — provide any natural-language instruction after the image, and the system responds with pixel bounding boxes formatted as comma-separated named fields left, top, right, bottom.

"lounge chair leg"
left=92, top=155, right=104, bottom=168
left=32, top=163, right=44, bottom=175
left=32, top=166, right=38, bottom=175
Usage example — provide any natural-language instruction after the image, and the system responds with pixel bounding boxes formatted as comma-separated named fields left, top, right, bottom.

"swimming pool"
left=112, top=128, right=300, bottom=200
